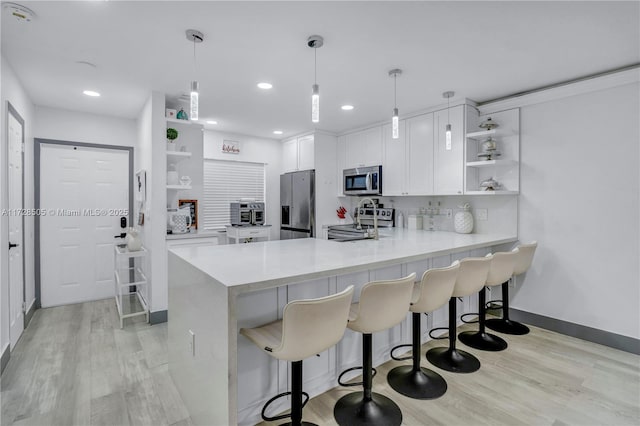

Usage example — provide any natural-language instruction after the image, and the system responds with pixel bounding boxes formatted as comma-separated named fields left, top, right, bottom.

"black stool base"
left=387, top=365, right=447, bottom=399
left=334, top=392, right=402, bottom=426
left=426, top=347, right=480, bottom=373
left=280, top=422, right=317, bottom=426
left=485, top=318, right=530, bottom=335
left=459, top=330, right=508, bottom=351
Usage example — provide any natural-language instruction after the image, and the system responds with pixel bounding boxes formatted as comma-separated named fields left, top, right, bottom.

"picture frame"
left=135, top=170, right=146, bottom=202
left=178, top=199, right=198, bottom=230
left=222, top=139, right=240, bottom=154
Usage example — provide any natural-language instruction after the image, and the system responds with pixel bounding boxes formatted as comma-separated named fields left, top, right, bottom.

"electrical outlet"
left=442, top=208, right=452, bottom=218
left=188, top=330, right=195, bottom=357
left=476, top=208, right=488, bottom=221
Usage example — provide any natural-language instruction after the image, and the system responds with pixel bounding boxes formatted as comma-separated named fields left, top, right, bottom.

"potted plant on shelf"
left=167, top=128, right=178, bottom=151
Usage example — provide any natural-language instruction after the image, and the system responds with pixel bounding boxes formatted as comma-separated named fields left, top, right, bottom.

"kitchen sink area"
left=327, top=224, right=378, bottom=242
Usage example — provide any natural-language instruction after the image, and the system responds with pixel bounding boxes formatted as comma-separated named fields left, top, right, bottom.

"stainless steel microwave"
left=343, top=165, right=382, bottom=196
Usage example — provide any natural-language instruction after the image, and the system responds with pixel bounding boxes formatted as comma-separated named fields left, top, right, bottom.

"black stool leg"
left=334, top=334, right=402, bottom=426
left=387, top=313, right=447, bottom=399
left=459, top=287, right=508, bottom=351
left=281, top=361, right=317, bottom=426
left=426, top=298, right=481, bottom=373
left=485, top=280, right=531, bottom=335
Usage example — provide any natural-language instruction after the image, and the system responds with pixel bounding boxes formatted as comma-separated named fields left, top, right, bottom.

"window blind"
left=202, top=159, right=266, bottom=230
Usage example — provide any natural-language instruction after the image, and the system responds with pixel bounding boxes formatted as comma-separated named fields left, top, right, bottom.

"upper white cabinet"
left=382, top=114, right=434, bottom=196
left=344, top=126, right=383, bottom=169
left=464, top=108, right=520, bottom=194
left=282, top=134, right=314, bottom=173
left=434, top=105, right=465, bottom=195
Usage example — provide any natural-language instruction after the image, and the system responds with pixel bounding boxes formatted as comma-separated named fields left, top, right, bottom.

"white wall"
left=203, top=130, right=282, bottom=237
left=1, top=56, right=35, bottom=356
left=491, top=81, right=640, bottom=339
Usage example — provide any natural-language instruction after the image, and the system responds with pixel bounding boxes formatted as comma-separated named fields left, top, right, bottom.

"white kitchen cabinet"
left=282, top=135, right=314, bottom=173
left=382, top=120, right=407, bottom=196
left=434, top=105, right=465, bottom=195
left=336, top=135, right=347, bottom=195
left=464, top=108, right=520, bottom=194
left=344, top=126, right=383, bottom=169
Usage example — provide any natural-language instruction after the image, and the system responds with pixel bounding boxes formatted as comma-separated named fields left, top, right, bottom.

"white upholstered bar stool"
left=334, top=273, right=416, bottom=426
left=486, top=241, right=538, bottom=335
left=426, top=256, right=492, bottom=373
left=458, top=250, right=519, bottom=351
left=387, top=261, right=460, bottom=399
left=240, top=286, right=354, bottom=426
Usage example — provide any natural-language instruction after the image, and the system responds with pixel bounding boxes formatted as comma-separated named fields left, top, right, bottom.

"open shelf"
left=167, top=185, right=192, bottom=190
left=466, top=129, right=497, bottom=139
left=166, top=117, right=203, bottom=127
left=114, top=245, right=148, bottom=258
left=114, top=267, right=148, bottom=287
left=167, top=151, right=192, bottom=159
left=466, top=159, right=518, bottom=168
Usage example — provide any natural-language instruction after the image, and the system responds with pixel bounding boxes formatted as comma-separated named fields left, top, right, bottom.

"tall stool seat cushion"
left=451, top=256, right=493, bottom=298
left=485, top=249, right=519, bottom=287
left=347, top=273, right=416, bottom=334
left=513, top=241, right=538, bottom=276
left=410, top=261, right=460, bottom=314
left=240, top=285, right=355, bottom=362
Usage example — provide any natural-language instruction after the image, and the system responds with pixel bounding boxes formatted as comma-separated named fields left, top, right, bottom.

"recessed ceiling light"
left=257, top=82, right=273, bottom=90
left=341, top=105, right=354, bottom=111
left=206, top=120, right=218, bottom=125
left=273, top=130, right=283, bottom=135
left=83, top=90, right=100, bottom=97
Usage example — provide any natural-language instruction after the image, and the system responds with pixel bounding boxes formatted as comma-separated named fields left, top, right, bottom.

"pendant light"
left=389, top=69, right=402, bottom=139
left=443, top=91, right=454, bottom=150
left=186, top=29, right=204, bottom=121
left=307, top=35, right=324, bottom=123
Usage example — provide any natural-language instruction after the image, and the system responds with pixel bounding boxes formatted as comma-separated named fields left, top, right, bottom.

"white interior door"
left=8, top=111, right=24, bottom=349
left=40, top=144, right=129, bottom=308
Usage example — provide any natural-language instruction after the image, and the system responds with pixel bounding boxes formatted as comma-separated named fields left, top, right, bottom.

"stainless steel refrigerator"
left=280, top=170, right=315, bottom=239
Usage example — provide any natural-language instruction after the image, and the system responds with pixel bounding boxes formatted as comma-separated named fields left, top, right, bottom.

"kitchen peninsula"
left=167, top=230, right=517, bottom=426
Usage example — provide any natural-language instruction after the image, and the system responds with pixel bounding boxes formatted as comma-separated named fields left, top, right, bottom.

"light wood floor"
left=2, top=300, right=639, bottom=426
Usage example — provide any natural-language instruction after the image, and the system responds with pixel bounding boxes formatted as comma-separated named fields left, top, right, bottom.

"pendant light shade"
left=186, top=29, right=204, bottom=121
left=443, top=91, right=454, bottom=150
left=389, top=69, right=402, bottom=139
left=308, top=35, right=324, bottom=124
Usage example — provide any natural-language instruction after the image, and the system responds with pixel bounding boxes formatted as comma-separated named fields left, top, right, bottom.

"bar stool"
left=334, top=273, right=416, bottom=426
left=426, top=256, right=492, bottom=373
left=458, top=250, right=519, bottom=351
left=486, top=241, right=538, bottom=335
left=240, top=286, right=355, bottom=426
left=387, top=261, right=460, bottom=399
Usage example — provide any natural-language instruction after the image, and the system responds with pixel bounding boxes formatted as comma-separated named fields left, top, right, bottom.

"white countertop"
left=166, top=229, right=223, bottom=240
left=169, top=229, right=517, bottom=293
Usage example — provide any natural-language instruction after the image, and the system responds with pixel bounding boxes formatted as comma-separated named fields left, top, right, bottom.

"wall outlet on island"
left=476, top=209, right=488, bottom=221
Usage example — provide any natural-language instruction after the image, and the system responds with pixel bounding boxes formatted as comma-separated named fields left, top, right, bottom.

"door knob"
left=8, top=242, right=19, bottom=249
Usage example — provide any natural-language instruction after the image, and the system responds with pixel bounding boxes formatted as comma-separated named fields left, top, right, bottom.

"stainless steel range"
left=328, top=206, right=394, bottom=241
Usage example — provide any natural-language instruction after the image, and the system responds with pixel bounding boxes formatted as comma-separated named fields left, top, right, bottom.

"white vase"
left=126, top=227, right=142, bottom=251
left=167, top=142, right=176, bottom=151
left=454, top=205, right=474, bottom=234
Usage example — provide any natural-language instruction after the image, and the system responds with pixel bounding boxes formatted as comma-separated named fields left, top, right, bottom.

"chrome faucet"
left=356, top=197, right=378, bottom=240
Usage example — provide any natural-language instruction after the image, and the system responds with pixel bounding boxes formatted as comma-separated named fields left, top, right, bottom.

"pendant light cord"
left=447, top=94, right=450, bottom=122
left=394, top=74, right=397, bottom=108
left=314, top=48, right=317, bottom=84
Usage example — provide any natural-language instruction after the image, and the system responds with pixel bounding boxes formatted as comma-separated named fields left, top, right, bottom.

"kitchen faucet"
left=356, top=197, right=378, bottom=240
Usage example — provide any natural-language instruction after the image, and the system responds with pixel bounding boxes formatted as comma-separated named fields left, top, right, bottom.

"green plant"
left=167, top=128, right=178, bottom=142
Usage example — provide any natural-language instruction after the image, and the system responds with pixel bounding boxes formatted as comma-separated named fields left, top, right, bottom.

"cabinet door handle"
left=8, top=242, right=19, bottom=249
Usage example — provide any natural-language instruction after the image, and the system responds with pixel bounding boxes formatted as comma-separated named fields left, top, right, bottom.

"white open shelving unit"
left=114, top=245, right=149, bottom=328
left=464, top=109, right=520, bottom=194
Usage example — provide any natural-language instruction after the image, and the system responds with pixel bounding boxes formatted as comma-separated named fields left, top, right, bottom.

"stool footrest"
left=337, top=366, right=378, bottom=387
left=390, top=344, right=412, bottom=361
left=485, top=299, right=503, bottom=310
left=460, top=313, right=479, bottom=324
left=261, top=390, right=310, bottom=422
left=428, top=327, right=449, bottom=340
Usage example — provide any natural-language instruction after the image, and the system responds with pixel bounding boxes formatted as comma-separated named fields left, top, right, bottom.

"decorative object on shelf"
left=167, top=164, right=179, bottom=186
left=479, top=117, right=499, bottom=130
left=125, top=227, right=142, bottom=251
left=222, top=139, right=240, bottom=154
left=167, top=127, right=178, bottom=151
left=454, top=203, right=474, bottom=234
left=135, top=170, right=146, bottom=202
left=307, top=35, right=323, bottom=123
left=178, top=199, right=198, bottom=229
left=477, top=136, right=501, bottom=160
left=443, top=90, right=455, bottom=150
left=389, top=69, right=403, bottom=139
left=186, top=29, right=204, bottom=121
left=176, top=107, right=188, bottom=120
left=168, top=206, right=192, bottom=234
left=165, top=108, right=177, bottom=119
left=179, top=175, right=192, bottom=186
left=480, top=177, right=502, bottom=191
left=336, top=205, right=347, bottom=219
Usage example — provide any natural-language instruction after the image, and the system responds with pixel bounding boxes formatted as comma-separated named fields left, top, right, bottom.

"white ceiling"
left=2, top=1, right=639, bottom=139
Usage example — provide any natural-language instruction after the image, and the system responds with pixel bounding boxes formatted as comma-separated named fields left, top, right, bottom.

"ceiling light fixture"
left=443, top=91, right=454, bottom=150
left=206, top=120, right=218, bottom=125
left=389, top=69, right=402, bottom=139
left=186, top=29, right=204, bottom=121
left=3, top=2, right=36, bottom=22
left=273, top=130, right=283, bottom=135
left=83, top=90, right=100, bottom=97
left=307, top=35, right=324, bottom=123
left=341, top=105, right=354, bottom=111
left=257, top=82, right=273, bottom=90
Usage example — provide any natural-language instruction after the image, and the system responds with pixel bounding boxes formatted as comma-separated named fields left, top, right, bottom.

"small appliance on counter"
left=230, top=201, right=265, bottom=226
left=343, top=165, right=382, bottom=196
left=280, top=170, right=315, bottom=239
